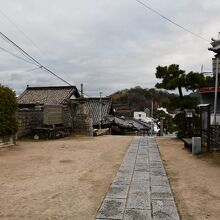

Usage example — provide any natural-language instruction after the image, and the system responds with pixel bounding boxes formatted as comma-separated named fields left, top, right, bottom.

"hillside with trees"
left=111, top=86, right=178, bottom=116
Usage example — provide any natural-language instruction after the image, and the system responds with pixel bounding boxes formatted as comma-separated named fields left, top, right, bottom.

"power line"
left=102, top=92, right=110, bottom=97
left=0, top=31, right=72, bottom=86
left=0, top=34, right=38, bottom=65
left=0, top=32, right=44, bottom=66
left=0, top=45, right=37, bottom=65
left=135, top=0, right=210, bottom=43
left=0, top=9, right=45, bottom=56
left=14, top=67, right=41, bottom=75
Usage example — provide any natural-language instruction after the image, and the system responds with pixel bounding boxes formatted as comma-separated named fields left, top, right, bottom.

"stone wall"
left=73, top=114, right=93, bottom=136
left=17, top=104, right=90, bottom=138
left=63, top=106, right=73, bottom=128
left=16, top=109, right=44, bottom=138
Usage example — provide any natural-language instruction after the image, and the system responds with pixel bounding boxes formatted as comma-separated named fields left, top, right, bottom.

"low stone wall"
left=16, top=109, right=44, bottom=138
left=0, top=135, right=16, bottom=147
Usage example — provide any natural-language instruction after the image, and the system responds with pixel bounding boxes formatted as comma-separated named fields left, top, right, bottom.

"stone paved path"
left=96, top=136, right=180, bottom=220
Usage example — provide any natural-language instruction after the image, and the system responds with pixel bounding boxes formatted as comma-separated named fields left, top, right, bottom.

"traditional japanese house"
left=17, top=85, right=80, bottom=137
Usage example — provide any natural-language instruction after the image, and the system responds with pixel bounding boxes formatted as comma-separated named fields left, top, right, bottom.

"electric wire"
left=0, top=9, right=46, bottom=56
left=135, top=0, right=210, bottom=43
left=102, top=92, right=110, bottom=97
left=13, top=67, right=41, bottom=75
left=0, top=34, right=38, bottom=65
left=0, top=31, right=72, bottom=86
left=0, top=45, right=37, bottom=65
left=0, top=32, right=44, bottom=66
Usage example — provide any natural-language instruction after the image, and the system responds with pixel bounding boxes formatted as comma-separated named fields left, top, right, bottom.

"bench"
left=182, top=138, right=192, bottom=151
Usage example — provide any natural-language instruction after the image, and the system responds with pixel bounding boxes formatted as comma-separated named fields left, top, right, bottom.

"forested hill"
left=110, top=86, right=178, bottom=115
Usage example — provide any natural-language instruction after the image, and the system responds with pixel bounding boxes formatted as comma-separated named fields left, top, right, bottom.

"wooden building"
left=17, top=86, right=80, bottom=137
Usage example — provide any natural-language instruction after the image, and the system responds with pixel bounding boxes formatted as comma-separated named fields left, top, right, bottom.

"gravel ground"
left=0, top=135, right=132, bottom=220
left=157, top=137, right=220, bottom=220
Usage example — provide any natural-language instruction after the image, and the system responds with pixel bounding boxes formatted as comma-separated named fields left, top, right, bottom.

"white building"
left=134, top=112, right=152, bottom=123
left=134, top=112, right=159, bottom=133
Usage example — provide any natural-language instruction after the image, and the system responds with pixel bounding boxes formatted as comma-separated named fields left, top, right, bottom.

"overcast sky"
left=0, top=0, right=219, bottom=96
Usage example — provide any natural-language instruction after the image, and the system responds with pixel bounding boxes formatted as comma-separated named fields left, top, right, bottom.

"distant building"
left=134, top=112, right=152, bottom=123
left=198, top=86, right=220, bottom=124
left=83, top=97, right=114, bottom=128
left=198, top=58, right=220, bottom=124
left=104, top=116, right=150, bottom=136
left=113, top=103, right=132, bottom=117
left=134, top=111, right=159, bottom=134
left=157, top=107, right=168, bottom=114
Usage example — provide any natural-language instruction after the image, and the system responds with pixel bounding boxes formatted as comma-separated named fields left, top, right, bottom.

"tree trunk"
left=178, top=86, right=183, bottom=98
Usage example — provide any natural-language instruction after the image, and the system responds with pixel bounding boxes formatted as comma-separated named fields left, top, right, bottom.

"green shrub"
left=174, top=111, right=200, bottom=139
left=0, top=85, right=18, bottom=136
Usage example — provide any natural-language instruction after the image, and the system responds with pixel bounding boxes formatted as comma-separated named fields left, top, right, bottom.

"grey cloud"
left=0, top=0, right=219, bottom=96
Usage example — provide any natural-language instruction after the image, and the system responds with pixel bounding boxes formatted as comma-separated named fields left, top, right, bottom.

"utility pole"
left=150, top=98, right=153, bottom=136
left=80, top=83, right=84, bottom=97
left=201, top=64, right=204, bottom=73
left=214, top=56, right=219, bottom=125
left=208, top=33, right=220, bottom=125
left=99, top=92, right=102, bottom=130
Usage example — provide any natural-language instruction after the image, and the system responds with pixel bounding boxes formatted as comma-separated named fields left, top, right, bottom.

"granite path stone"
left=96, top=136, right=180, bottom=220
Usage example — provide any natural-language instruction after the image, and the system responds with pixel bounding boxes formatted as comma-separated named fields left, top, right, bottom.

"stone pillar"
left=73, top=96, right=93, bottom=136
left=192, top=137, right=201, bottom=155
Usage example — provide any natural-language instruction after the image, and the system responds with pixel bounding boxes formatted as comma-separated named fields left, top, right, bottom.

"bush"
left=0, top=85, right=18, bottom=136
left=173, top=111, right=200, bottom=138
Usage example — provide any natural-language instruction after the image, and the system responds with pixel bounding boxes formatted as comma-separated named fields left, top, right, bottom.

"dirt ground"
left=0, top=135, right=132, bottom=220
left=157, top=137, right=220, bottom=220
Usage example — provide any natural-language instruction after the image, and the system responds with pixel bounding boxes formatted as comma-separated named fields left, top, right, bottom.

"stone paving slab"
left=124, top=209, right=151, bottom=220
left=126, top=191, right=151, bottom=210
left=152, top=200, right=180, bottom=220
left=96, top=198, right=126, bottom=219
left=151, top=186, right=173, bottom=200
left=96, top=137, right=180, bottom=220
left=149, top=161, right=164, bottom=168
left=106, top=184, right=130, bottom=199
left=129, top=180, right=150, bottom=194
left=134, top=163, right=149, bottom=172
left=112, top=176, right=132, bottom=186
left=151, top=175, right=170, bottom=187
left=132, top=171, right=149, bottom=181
left=150, top=167, right=166, bottom=176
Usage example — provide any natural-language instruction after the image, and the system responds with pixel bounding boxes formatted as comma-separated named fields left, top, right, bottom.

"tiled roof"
left=104, top=116, right=134, bottom=128
left=85, top=98, right=113, bottom=126
left=18, top=86, right=80, bottom=105
left=127, top=119, right=151, bottom=130
left=198, top=86, right=220, bottom=93
left=104, top=116, right=151, bottom=130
